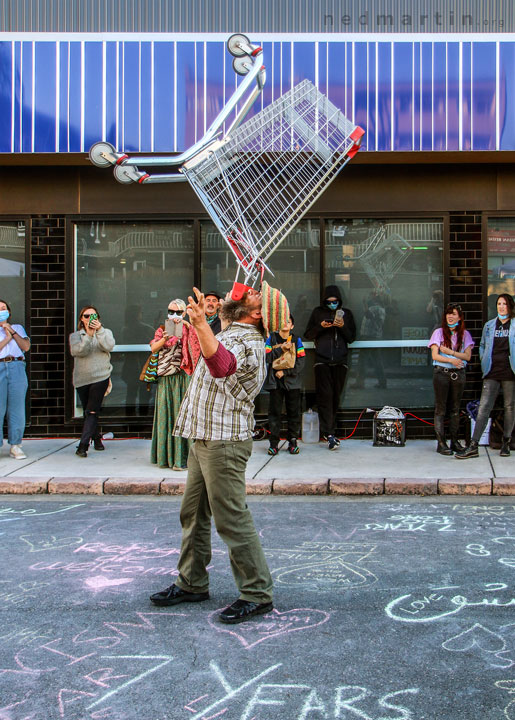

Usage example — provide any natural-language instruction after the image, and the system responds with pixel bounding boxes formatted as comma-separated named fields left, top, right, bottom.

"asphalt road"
left=1, top=495, right=514, bottom=720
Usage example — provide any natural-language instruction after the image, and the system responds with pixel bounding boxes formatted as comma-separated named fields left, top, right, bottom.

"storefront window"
left=74, top=220, right=194, bottom=415
left=487, top=218, right=515, bottom=318
left=0, top=221, right=26, bottom=320
left=325, top=218, right=444, bottom=408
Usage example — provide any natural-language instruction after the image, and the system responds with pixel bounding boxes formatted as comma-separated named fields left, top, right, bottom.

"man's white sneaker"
left=10, top=445, right=27, bottom=460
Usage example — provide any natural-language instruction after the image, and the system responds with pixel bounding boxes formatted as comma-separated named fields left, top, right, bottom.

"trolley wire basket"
left=89, top=34, right=364, bottom=298
left=182, top=78, right=363, bottom=293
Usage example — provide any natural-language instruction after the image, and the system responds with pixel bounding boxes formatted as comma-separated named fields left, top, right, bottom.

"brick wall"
left=448, top=211, right=483, bottom=411
left=28, top=215, right=70, bottom=437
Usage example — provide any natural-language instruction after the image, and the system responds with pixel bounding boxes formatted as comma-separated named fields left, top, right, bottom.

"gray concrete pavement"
left=0, top=437, right=506, bottom=479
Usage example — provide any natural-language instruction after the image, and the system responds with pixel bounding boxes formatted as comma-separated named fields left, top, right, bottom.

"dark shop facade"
left=1, top=1, right=515, bottom=439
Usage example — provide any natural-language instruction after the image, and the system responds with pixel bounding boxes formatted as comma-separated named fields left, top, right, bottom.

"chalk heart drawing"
left=84, top=575, right=134, bottom=591
left=443, top=623, right=505, bottom=653
left=208, top=607, right=330, bottom=649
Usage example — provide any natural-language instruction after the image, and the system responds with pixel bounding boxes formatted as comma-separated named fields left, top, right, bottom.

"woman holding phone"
left=70, top=306, right=115, bottom=457
left=150, top=299, right=201, bottom=469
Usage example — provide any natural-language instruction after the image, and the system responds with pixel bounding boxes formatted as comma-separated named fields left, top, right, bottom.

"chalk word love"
left=385, top=582, right=513, bottom=622
left=186, top=661, right=419, bottom=720
left=208, top=607, right=330, bottom=649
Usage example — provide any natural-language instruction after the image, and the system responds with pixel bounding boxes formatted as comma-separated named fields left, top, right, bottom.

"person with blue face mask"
left=304, top=285, right=356, bottom=450
left=0, top=299, right=30, bottom=460
left=428, top=303, right=474, bottom=455
left=457, top=293, right=515, bottom=459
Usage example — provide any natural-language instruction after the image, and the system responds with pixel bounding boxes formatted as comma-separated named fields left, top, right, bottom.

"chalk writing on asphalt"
left=385, top=583, right=514, bottom=622
left=267, top=541, right=378, bottom=589
left=183, top=661, right=420, bottom=720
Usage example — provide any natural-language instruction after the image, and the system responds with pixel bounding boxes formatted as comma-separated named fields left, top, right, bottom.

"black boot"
left=450, top=438, right=466, bottom=453
left=93, top=434, right=105, bottom=451
left=455, top=440, right=479, bottom=459
left=436, top=434, right=453, bottom=456
left=500, top=437, right=511, bottom=457
left=76, top=442, right=89, bottom=458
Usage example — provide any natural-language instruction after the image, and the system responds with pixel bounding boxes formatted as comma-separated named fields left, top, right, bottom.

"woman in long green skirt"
left=150, top=299, right=200, bottom=469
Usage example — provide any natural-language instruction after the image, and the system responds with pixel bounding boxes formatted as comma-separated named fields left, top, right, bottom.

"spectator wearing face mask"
left=204, top=291, right=223, bottom=335
left=304, top=286, right=356, bottom=450
left=0, top=299, right=30, bottom=460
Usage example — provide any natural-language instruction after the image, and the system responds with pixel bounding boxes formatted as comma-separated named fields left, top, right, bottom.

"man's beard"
left=220, top=296, right=265, bottom=336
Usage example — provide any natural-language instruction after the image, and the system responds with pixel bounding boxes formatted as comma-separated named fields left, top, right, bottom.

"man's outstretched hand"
left=187, top=287, right=208, bottom=328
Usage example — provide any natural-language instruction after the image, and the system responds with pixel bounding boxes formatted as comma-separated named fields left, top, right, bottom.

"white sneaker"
left=10, top=444, right=27, bottom=460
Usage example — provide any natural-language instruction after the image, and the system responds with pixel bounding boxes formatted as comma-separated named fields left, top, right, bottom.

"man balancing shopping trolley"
left=150, top=284, right=289, bottom=623
left=89, top=33, right=363, bottom=622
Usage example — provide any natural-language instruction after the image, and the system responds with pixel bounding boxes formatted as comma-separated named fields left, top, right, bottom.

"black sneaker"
left=267, top=446, right=279, bottom=456
left=288, top=439, right=299, bottom=455
left=327, top=435, right=338, bottom=450
left=322, top=434, right=340, bottom=446
left=219, top=599, right=273, bottom=624
left=455, top=441, right=479, bottom=459
left=93, top=436, right=105, bottom=451
left=150, top=583, right=209, bottom=606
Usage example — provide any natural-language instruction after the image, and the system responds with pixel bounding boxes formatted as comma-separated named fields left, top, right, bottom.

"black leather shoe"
left=150, top=583, right=209, bottom=606
left=500, top=438, right=511, bottom=457
left=450, top=439, right=465, bottom=453
left=455, top=440, right=479, bottom=459
left=93, top=435, right=105, bottom=451
left=76, top=443, right=88, bottom=458
left=219, top=599, right=273, bottom=624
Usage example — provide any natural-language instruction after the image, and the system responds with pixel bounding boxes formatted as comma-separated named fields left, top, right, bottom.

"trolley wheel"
left=113, top=163, right=138, bottom=185
left=227, top=33, right=250, bottom=57
left=89, top=141, right=117, bottom=167
left=232, top=56, right=251, bottom=76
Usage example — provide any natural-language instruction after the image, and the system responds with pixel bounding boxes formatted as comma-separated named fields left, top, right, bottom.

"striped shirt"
left=173, top=322, right=266, bottom=441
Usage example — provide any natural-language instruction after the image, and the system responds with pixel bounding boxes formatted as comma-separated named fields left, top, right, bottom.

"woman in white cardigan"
left=69, top=306, right=115, bottom=457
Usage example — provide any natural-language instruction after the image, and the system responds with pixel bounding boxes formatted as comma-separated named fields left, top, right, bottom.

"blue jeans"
left=0, top=360, right=28, bottom=446
left=472, top=378, right=515, bottom=443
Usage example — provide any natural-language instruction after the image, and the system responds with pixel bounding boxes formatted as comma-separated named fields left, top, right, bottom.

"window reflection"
left=326, top=218, right=444, bottom=408
left=0, top=222, right=25, bottom=317
left=74, top=221, right=194, bottom=415
left=488, top=218, right=515, bottom=319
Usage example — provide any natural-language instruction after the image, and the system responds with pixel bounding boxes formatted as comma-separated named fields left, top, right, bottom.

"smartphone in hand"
left=334, top=309, right=344, bottom=322
left=88, top=313, right=98, bottom=328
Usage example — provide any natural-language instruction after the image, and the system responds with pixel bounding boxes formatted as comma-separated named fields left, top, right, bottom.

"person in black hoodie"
left=304, top=285, right=356, bottom=450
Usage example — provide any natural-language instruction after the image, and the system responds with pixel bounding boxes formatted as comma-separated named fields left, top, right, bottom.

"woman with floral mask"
left=0, top=299, right=30, bottom=459
left=457, top=293, right=515, bottom=459
left=150, top=299, right=201, bottom=469
left=428, top=303, right=474, bottom=455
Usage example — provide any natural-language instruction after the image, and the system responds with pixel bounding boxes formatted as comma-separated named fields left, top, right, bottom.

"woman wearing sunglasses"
left=457, top=293, right=515, bottom=459
left=70, top=306, right=115, bottom=457
left=150, top=299, right=200, bottom=469
left=428, top=303, right=474, bottom=455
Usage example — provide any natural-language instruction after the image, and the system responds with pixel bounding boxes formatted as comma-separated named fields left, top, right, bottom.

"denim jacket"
left=479, top=317, right=515, bottom=377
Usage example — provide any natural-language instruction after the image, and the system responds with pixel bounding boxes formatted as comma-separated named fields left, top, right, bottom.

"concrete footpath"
left=0, top=436, right=514, bottom=495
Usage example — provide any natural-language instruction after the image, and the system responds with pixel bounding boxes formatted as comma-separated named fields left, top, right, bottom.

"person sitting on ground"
left=264, top=314, right=306, bottom=456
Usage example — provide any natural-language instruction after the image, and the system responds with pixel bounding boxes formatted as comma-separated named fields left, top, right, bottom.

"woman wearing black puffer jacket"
left=304, top=285, right=356, bottom=450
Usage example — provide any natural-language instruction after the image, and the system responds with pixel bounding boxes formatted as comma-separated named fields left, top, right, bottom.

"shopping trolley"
left=89, top=34, right=364, bottom=299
